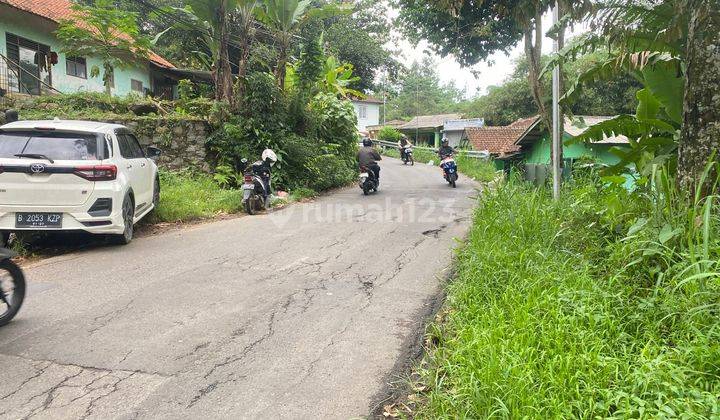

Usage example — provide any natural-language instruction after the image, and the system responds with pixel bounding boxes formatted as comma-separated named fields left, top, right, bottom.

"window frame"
left=358, top=104, right=368, bottom=119
left=65, top=56, right=87, bottom=79
left=130, top=79, right=144, bottom=93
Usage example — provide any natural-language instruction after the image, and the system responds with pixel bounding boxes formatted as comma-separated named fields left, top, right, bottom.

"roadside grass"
left=410, top=177, right=720, bottom=418
left=148, top=170, right=244, bottom=223
left=380, top=147, right=498, bottom=182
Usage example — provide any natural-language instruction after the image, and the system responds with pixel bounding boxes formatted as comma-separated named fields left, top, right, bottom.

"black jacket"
left=438, top=145, right=455, bottom=158
left=358, top=146, right=382, bottom=168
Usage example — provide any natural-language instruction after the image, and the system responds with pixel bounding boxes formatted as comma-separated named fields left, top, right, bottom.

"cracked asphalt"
left=0, top=158, right=478, bottom=419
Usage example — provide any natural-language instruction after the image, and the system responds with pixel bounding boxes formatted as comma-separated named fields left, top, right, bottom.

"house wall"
left=352, top=101, right=380, bottom=131
left=524, top=133, right=625, bottom=165
left=444, top=130, right=464, bottom=147
left=0, top=8, right=152, bottom=97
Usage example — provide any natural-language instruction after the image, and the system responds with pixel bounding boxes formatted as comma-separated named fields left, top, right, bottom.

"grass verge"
left=148, top=170, right=244, bottom=223
left=407, top=178, right=720, bottom=418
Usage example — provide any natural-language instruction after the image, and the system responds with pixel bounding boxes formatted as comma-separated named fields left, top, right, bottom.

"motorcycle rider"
left=256, top=148, right=277, bottom=198
left=397, top=134, right=412, bottom=160
left=438, top=137, right=455, bottom=159
left=358, top=137, right=382, bottom=185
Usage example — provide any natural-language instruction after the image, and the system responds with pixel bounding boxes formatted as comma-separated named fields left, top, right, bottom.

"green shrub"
left=305, top=154, right=355, bottom=191
left=378, top=126, right=403, bottom=142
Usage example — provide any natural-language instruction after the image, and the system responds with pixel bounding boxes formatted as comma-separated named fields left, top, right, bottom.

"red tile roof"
left=466, top=126, right=524, bottom=155
left=1, top=0, right=174, bottom=68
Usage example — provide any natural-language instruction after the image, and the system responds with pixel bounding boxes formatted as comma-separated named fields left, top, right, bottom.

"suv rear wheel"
left=112, top=195, right=135, bottom=245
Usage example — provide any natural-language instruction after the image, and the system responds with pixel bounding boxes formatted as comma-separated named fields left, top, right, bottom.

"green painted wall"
left=525, top=133, right=626, bottom=166
left=0, top=9, right=152, bottom=97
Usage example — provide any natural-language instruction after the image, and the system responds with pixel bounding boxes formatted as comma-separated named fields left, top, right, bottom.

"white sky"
left=389, top=10, right=588, bottom=98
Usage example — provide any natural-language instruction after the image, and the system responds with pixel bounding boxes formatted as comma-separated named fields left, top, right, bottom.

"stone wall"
left=107, top=118, right=212, bottom=172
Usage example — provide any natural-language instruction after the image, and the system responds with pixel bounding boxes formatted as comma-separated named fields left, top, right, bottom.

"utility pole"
left=551, top=1, right=563, bottom=200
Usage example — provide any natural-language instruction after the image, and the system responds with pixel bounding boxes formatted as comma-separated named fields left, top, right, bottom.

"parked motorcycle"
left=359, top=165, right=378, bottom=195
left=240, top=158, right=270, bottom=215
left=0, top=248, right=25, bottom=327
left=440, top=155, right=458, bottom=188
left=401, top=145, right=414, bottom=165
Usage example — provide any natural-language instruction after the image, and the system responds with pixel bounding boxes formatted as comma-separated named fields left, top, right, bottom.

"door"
left=116, top=133, right=151, bottom=210
left=125, top=133, right=153, bottom=208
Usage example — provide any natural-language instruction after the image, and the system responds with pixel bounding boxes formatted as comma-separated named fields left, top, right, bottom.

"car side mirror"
left=147, top=146, right=161, bottom=160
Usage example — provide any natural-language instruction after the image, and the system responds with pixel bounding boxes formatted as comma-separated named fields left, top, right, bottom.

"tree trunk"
left=678, top=0, right=720, bottom=196
left=235, top=9, right=255, bottom=109
left=214, top=0, right=233, bottom=103
left=524, top=13, right=550, bottom=130
left=275, top=35, right=290, bottom=89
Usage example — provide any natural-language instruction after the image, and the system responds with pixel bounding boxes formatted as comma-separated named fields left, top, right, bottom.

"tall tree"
left=255, top=0, right=312, bottom=88
left=384, top=58, right=465, bottom=121
left=678, top=0, right=720, bottom=193
left=56, top=0, right=151, bottom=95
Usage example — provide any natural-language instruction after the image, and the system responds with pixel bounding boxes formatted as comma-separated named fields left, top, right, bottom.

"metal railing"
left=374, top=139, right=491, bottom=159
left=0, top=52, right=61, bottom=101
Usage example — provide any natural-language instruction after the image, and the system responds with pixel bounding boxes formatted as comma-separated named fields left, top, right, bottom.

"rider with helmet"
left=438, top=137, right=455, bottom=159
left=358, top=137, right=382, bottom=185
left=256, top=148, right=277, bottom=197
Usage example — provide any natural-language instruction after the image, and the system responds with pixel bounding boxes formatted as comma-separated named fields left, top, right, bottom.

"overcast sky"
left=389, top=10, right=588, bottom=98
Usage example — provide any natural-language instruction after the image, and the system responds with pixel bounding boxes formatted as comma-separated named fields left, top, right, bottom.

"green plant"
left=377, top=127, right=402, bottom=142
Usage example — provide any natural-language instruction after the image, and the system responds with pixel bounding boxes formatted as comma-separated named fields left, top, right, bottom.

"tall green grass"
left=413, top=172, right=720, bottom=418
left=149, top=170, right=244, bottom=223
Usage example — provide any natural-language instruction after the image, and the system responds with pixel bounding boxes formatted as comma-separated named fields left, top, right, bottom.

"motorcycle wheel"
left=244, top=198, right=256, bottom=215
left=0, top=259, right=26, bottom=327
left=451, top=180, right=457, bottom=188
left=410, top=156, right=415, bottom=166
left=363, top=185, right=370, bottom=195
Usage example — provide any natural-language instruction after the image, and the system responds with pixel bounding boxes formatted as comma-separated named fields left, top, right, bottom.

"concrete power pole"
left=551, top=1, right=563, bottom=200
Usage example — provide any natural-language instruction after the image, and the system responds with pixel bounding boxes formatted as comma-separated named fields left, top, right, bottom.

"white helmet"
left=262, top=148, right=277, bottom=166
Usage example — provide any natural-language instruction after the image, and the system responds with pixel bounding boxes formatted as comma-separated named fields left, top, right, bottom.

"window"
left=0, top=131, right=103, bottom=160
left=5, top=33, right=52, bottom=95
left=116, top=133, right=144, bottom=159
left=131, top=79, right=143, bottom=93
left=358, top=105, right=367, bottom=119
left=126, top=134, right=145, bottom=158
left=66, top=56, right=87, bottom=79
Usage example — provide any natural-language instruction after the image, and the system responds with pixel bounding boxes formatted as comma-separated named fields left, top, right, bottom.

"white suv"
left=0, top=119, right=161, bottom=244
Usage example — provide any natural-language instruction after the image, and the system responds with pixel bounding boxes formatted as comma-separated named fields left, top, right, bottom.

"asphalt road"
left=0, top=158, right=478, bottom=419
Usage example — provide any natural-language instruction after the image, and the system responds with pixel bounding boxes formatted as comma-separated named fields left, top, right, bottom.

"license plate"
left=242, top=183, right=255, bottom=190
left=360, top=173, right=368, bottom=177
left=15, top=212, right=63, bottom=228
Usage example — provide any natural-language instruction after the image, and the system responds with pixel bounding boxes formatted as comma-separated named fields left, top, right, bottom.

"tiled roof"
left=399, top=113, right=462, bottom=130
left=1, top=0, right=174, bottom=68
left=509, top=115, right=541, bottom=129
left=466, top=126, right=525, bottom=155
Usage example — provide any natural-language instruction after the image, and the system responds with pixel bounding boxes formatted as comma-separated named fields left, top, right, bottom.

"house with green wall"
left=467, top=115, right=631, bottom=183
left=0, top=0, right=179, bottom=99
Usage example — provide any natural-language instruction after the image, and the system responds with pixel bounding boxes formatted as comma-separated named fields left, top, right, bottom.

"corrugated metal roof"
left=399, top=114, right=462, bottom=130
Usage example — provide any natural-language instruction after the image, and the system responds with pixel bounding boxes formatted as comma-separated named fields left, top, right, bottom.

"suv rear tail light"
left=73, top=165, right=117, bottom=181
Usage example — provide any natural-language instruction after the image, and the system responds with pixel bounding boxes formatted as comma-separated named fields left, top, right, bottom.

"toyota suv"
left=0, top=119, right=161, bottom=244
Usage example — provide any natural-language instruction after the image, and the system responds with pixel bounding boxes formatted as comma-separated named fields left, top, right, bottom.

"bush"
left=305, top=154, right=355, bottom=191
left=378, top=126, right=402, bottom=142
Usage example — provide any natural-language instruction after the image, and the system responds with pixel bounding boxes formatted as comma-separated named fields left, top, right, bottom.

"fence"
left=0, top=52, right=60, bottom=105
left=374, top=139, right=491, bottom=159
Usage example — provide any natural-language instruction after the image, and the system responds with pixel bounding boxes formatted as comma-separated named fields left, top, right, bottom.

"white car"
left=0, top=119, right=161, bottom=244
